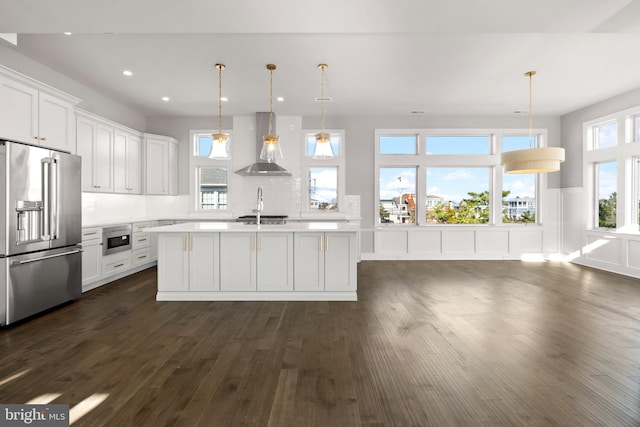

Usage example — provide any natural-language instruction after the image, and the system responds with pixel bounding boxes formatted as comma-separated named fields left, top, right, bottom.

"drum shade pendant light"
left=209, top=63, right=230, bottom=158
left=312, top=63, right=335, bottom=159
left=501, top=71, right=565, bottom=174
left=259, top=64, right=283, bottom=162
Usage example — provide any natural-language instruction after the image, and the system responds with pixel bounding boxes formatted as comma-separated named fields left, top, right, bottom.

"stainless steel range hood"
left=235, top=112, right=291, bottom=176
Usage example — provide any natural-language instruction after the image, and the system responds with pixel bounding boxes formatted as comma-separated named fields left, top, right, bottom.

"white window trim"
left=583, top=108, right=640, bottom=234
left=189, top=129, right=233, bottom=215
left=374, top=128, right=548, bottom=227
left=300, top=129, right=346, bottom=216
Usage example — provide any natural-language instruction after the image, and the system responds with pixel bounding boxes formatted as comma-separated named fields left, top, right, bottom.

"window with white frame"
left=190, top=131, right=232, bottom=211
left=375, top=130, right=546, bottom=225
left=301, top=131, right=345, bottom=212
left=584, top=109, right=640, bottom=233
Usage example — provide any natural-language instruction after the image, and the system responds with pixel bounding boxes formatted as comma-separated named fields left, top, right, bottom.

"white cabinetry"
left=81, top=227, right=102, bottom=286
left=0, top=69, right=79, bottom=153
left=219, top=232, right=293, bottom=292
left=145, top=134, right=178, bottom=195
left=114, top=130, right=142, bottom=194
left=102, top=251, right=132, bottom=279
left=77, top=111, right=144, bottom=194
left=132, top=221, right=152, bottom=267
left=294, top=232, right=357, bottom=292
left=158, top=233, right=219, bottom=292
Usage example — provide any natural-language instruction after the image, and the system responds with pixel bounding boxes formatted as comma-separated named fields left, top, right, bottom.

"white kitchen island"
left=146, top=222, right=360, bottom=301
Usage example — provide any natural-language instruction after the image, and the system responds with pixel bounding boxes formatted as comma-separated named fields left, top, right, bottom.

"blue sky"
left=598, top=161, right=617, bottom=200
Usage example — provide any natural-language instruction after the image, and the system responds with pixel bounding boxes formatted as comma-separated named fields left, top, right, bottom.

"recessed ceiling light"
left=277, top=97, right=284, bottom=102
left=122, top=70, right=133, bottom=77
left=220, top=97, right=228, bottom=102
left=63, top=32, right=72, bottom=36
left=161, top=96, right=170, bottom=102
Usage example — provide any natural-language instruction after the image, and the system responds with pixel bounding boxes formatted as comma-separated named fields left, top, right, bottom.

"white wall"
left=0, top=45, right=145, bottom=130
left=559, top=87, right=640, bottom=279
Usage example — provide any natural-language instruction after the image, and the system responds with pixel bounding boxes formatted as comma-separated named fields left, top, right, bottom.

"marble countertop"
left=146, top=221, right=363, bottom=233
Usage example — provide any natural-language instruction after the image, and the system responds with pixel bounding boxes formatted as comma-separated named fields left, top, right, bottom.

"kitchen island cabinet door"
left=189, top=233, right=220, bottom=291
left=324, top=232, right=357, bottom=292
left=256, top=232, right=293, bottom=292
left=293, top=233, right=325, bottom=291
left=220, top=233, right=256, bottom=291
left=158, top=233, right=189, bottom=292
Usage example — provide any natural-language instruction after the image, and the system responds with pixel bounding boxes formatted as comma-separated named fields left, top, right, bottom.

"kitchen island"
left=146, top=222, right=360, bottom=301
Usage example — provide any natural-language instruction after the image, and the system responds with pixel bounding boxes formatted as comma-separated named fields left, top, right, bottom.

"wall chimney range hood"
left=235, top=112, right=291, bottom=176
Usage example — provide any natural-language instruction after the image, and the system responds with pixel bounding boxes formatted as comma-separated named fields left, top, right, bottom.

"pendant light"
left=209, top=63, right=230, bottom=158
left=500, top=71, right=565, bottom=174
left=259, top=64, right=283, bottom=162
left=312, top=63, right=335, bottom=159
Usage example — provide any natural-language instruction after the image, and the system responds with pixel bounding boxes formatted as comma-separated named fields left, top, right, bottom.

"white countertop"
left=146, top=221, right=363, bottom=233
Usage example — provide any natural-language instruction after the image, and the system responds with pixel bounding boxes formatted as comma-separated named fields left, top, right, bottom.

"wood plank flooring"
left=1, top=261, right=640, bottom=426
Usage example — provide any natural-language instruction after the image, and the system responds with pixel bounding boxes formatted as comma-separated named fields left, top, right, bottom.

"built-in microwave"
left=102, top=224, right=132, bottom=256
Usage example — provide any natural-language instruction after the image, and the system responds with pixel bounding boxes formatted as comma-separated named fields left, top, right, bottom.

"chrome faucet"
left=253, top=186, right=264, bottom=225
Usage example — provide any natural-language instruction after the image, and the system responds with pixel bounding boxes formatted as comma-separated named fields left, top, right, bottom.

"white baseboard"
left=156, top=291, right=358, bottom=301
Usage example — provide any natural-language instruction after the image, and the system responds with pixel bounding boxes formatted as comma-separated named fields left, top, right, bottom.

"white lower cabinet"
left=189, top=233, right=220, bottom=291
left=219, top=232, right=293, bottom=292
left=81, top=227, right=102, bottom=286
left=157, top=233, right=219, bottom=292
left=132, top=247, right=151, bottom=267
left=294, top=232, right=357, bottom=292
left=102, top=251, right=132, bottom=279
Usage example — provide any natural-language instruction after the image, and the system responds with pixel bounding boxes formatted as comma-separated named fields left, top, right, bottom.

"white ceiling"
left=2, top=0, right=640, bottom=118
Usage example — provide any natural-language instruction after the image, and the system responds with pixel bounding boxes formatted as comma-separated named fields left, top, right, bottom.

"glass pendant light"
left=312, top=63, right=335, bottom=159
left=209, top=63, right=230, bottom=159
left=259, top=64, right=283, bottom=162
left=500, top=71, right=564, bottom=173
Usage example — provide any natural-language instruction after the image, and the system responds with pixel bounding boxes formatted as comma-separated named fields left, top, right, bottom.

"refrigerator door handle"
left=41, top=158, right=52, bottom=240
left=10, top=248, right=83, bottom=265
left=50, top=158, right=59, bottom=240
left=41, top=158, right=58, bottom=240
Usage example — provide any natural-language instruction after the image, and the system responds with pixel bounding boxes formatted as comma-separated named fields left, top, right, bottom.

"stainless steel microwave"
left=102, top=224, right=132, bottom=256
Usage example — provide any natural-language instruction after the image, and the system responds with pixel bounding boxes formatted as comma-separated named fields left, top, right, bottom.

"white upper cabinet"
left=0, top=67, right=80, bottom=153
left=114, top=129, right=142, bottom=194
left=145, top=134, right=178, bottom=195
left=76, top=110, right=144, bottom=194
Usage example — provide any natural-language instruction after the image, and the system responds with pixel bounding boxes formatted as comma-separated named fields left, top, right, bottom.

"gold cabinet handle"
left=83, top=231, right=97, bottom=236
left=326, top=235, right=329, bottom=251
left=183, top=235, right=187, bottom=251
left=257, top=236, right=261, bottom=251
left=251, top=236, right=255, bottom=252
left=190, top=235, right=193, bottom=251
left=114, top=263, right=124, bottom=268
left=40, top=137, right=46, bottom=141
left=138, top=255, right=147, bottom=260
left=138, top=238, right=147, bottom=242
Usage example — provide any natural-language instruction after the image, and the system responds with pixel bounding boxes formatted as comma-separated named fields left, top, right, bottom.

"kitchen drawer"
left=132, top=221, right=151, bottom=232
left=132, top=232, right=151, bottom=249
left=102, top=251, right=132, bottom=278
left=132, top=247, right=151, bottom=267
left=81, top=227, right=102, bottom=242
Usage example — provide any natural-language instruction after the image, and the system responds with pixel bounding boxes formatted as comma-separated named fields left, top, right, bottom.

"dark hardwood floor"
left=1, top=261, right=640, bottom=426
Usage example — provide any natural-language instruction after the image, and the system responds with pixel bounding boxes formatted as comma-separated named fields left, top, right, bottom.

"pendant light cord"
left=320, top=65, right=325, bottom=135
left=269, top=67, right=274, bottom=135
left=218, top=65, right=223, bottom=134
left=527, top=71, right=535, bottom=149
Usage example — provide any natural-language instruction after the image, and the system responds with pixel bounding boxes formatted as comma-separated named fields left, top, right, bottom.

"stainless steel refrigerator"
left=0, top=140, right=82, bottom=326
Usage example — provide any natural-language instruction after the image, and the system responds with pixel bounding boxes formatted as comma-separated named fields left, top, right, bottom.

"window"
left=596, top=161, right=617, bottom=228
left=636, top=116, right=640, bottom=142
left=502, top=135, right=537, bottom=223
left=308, top=167, right=337, bottom=210
left=190, top=130, right=232, bottom=211
left=376, top=129, right=546, bottom=227
left=379, top=167, right=416, bottom=224
left=301, top=130, right=345, bottom=213
left=198, top=167, right=227, bottom=210
left=425, top=167, right=490, bottom=224
left=637, top=158, right=640, bottom=230
left=592, top=121, right=617, bottom=149
left=425, top=135, right=490, bottom=155
left=379, top=135, right=417, bottom=155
